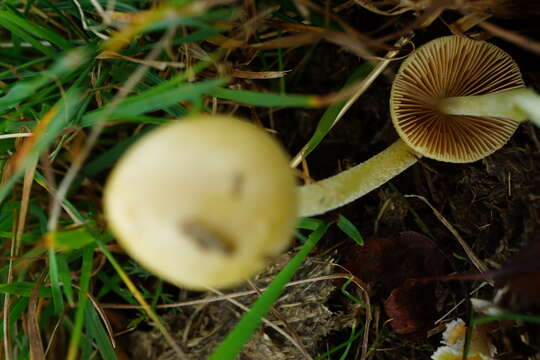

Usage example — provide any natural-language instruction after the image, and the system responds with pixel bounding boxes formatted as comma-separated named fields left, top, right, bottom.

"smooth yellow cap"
left=104, top=115, right=298, bottom=289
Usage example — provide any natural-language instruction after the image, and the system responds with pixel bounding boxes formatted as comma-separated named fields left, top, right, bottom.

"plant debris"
left=342, top=231, right=449, bottom=335
left=128, top=253, right=355, bottom=359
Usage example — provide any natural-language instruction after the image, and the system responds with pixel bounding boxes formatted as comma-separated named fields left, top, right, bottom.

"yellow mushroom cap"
left=390, top=35, right=524, bottom=163
left=104, top=115, right=298, bottom=290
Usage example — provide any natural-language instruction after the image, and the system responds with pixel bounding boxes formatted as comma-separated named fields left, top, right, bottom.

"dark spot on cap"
left=231, top=172, right=245, bottom=198
left=180, top=219, right=235, bottom=255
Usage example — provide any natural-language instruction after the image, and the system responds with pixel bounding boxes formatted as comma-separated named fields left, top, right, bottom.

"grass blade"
left=0, top=297, right=29, bottom=339
left=90, top=229, right=188, bottom=359
left=296, top=217, right=324, bottom=231
left=315, top=325, right=364, bottom=360
left=208, top=221, right=330, bottom=360
left=0, top=282, right=51, bottom=297
left=80, top=78, right=225, bottom=127
left=57, top=253, right=75, bottom=306
left=81, top=128, right=151, bottom=177
left=473, top=312, right=540, bottom=325
left=84, top=302, right=117, bottom=360
left=48, top=227, right=96, bottom=251
left=47, top=248, right=64, bottom=314
left=336, top=215, right=364, bottom=246
left=206, top=87, right=316, bottom=107
left=290, top=64, right=373, bottom=166
left=0, top=15, right=55, bottom=57
left=0, top=9, right=73, bottom=50
left=67, top=245, right=93, bottom=360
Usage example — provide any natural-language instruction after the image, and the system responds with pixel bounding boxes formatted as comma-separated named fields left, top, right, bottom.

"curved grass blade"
left=336, top=214, right=364, bottom=246
left=290, top=64, right=373, bottom=166
left=85, top=302, right=117, bottom=360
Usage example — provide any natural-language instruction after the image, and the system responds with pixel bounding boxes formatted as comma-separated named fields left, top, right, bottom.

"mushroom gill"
left=390, top=35, right=524, bottom=163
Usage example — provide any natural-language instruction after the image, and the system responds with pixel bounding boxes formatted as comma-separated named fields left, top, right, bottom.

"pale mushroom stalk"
left=298, top=139, right=419, bottom=217
left=297, top=86, right=539, bottom=218
left=438, top=87, right=540, bottom=124
left=298, top=35, right=529, bottom=217
left=298, top=88, right=540, bottom=217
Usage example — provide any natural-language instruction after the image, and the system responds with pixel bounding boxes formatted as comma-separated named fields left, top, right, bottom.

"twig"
left=102, top=273, right=355, bottom=309
left=478, top=21, right=540, bottom=56
left=0, top=133, right=33, bottom=140
left=290, top=35, right=411, bottom=167
left=208, top=287, right=314, bottom=359
left=44, top=312, right=65, bottom=357
left=247, top=280, right=313, bottom=360
left=72, top=0, right=110, bottom=39
left=405, top=195, right=490, bottom=275
left=71, top=284, right=117, bottom=349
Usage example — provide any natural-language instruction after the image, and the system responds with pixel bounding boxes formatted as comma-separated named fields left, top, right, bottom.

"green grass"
left=0, top=1, right=351, bottom=358
left=209, top=220, right=330, bottom=360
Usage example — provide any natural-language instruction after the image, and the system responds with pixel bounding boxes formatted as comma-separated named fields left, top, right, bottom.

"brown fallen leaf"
left=343, top=231, right=448, bottom=297
left=384, top=278, right=438, bottom=334
left=343, top=231, right=449, bottom=335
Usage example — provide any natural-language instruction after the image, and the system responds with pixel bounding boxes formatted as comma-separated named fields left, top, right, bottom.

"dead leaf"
left=97, top=51, right=185, bottom=70
left=343, top=231, right=448, bottom=297
left=343, top=231, right=449, bottom=336
left=232, top=69, right=290, bottom=79
left=27, top=274, right=46, bottom=360
left=384, top=278, right=438, bottom=334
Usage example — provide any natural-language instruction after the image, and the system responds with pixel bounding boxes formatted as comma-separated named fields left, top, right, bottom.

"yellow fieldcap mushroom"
left=104, top=115, right=297, bottom=290
left=299, top=35, right=538, bottom=217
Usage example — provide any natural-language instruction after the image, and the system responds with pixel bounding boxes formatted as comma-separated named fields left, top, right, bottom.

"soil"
left=124, top=3, right=540, bottom=359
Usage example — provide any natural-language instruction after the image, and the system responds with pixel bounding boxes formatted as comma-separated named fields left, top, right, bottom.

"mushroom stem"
left=438, top=87, right=540, bottom=124
left=297, top=139, right=419, bottom=217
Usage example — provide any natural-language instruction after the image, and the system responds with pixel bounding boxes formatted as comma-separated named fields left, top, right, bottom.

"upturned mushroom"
left=104, top=115, right=297, bottom=289
left=298, top=35, right=539, bottom=217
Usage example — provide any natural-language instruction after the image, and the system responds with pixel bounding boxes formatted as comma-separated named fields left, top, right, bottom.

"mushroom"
left=298, top=35, right=539, bottom=217
left=104, top=115, right=297, bottom=290
left=431, top=318, right=496, bottom=360
left=105, top=36, right=539, bottom=289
